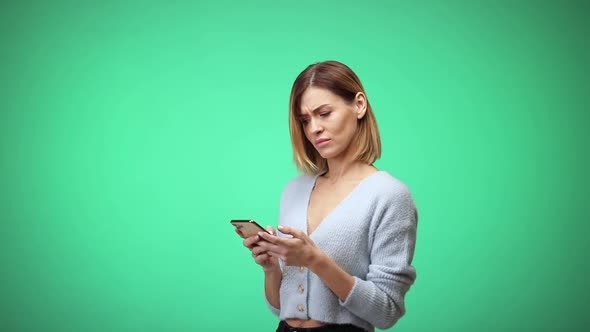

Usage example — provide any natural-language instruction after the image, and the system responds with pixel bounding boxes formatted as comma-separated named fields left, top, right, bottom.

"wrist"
left=263, top=266, right=282, bottom=276
left=307, top=248, right=327, bottom=272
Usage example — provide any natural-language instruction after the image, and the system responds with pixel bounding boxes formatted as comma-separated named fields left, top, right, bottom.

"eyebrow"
left=299, top=104, right=330, bottom=116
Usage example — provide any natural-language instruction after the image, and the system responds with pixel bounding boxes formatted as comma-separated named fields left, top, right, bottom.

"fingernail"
left=278, top=225, right=284, bottom=230
left=258, top=232, right=264, bottom=236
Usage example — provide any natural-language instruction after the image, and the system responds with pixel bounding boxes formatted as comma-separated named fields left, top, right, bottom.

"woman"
left=236, top=61, right=418, bottom=332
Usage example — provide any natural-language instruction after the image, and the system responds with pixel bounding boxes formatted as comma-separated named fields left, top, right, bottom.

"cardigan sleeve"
left=264, top=259, right=284, bottom=317
left=265, top=297, right=281, bottom=317
left=339, top=188, right=418, bottom=329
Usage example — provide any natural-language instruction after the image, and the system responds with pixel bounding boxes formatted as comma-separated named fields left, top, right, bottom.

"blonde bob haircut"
left=289, top=61, right=381, bottom=175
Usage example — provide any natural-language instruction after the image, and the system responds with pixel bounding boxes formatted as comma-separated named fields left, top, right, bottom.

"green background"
left=1, top=1, right=588, bottom=331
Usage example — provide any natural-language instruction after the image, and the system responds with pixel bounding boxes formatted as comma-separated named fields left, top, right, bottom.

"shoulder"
left=367, top=171, right=413, bottom=201
left=280, top=174, right=316, bottom=200
left=283, top=174, right=315, bottom=191
left=364, top=171, right=417, bottom=219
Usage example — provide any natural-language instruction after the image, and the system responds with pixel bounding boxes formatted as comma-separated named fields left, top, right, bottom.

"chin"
left=317, top=148, right=342, bottom=160
left=316, top=150, right=330, bottom=159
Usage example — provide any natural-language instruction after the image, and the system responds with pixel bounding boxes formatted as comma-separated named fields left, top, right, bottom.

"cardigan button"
left=297, top=304, right=305, bottom=312
left=298, top=285, right=304, bottom=293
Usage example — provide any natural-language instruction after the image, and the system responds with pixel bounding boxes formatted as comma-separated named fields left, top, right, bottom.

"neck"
left=324, top=158, right=370, bottom=182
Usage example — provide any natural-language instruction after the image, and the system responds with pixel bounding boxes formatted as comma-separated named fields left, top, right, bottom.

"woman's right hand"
left=236, top=226, right=280, bottom=273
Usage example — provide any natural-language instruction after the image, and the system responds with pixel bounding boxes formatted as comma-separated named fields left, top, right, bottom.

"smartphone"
left=230, top=219, right=270, bottom=237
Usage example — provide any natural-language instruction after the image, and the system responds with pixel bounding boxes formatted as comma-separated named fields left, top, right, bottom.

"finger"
left=265, top=225, right=276, bottom=235
left=277, top=225, right=306, bottom=239
left=266, top=251, right=286, bottom=261
left=235, top=228, right=246, bottom=238
left=252, top=245, right=268, bottom=256
left=255, top=253, right=272, bottom=265
left=243, top=235, right=260, bottom=248
left=258, top=231, right=288, bottom=246
left=257, top=240, right=284, bottom=254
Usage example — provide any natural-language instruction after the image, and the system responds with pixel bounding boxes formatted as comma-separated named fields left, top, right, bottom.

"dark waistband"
left=277, top=321, right=366, bottom=332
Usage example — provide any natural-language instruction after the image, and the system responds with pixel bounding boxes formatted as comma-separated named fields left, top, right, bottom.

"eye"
left=300, top=117, right=310, bottom=125
left=319, top=111, right=331, bottom=118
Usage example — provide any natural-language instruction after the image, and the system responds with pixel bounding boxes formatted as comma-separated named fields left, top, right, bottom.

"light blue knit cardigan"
left=266, top=171, right=418, bottom=332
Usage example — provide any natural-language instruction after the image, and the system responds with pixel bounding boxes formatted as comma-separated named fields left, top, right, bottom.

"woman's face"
left=299, top=87, right=366, bottom=160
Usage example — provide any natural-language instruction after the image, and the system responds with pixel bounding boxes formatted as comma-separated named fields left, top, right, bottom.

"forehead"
left=300, top=87, right=342, bottom=110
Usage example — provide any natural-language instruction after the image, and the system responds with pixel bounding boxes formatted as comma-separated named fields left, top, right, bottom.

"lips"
left=315, top=138, right=331, bottom=147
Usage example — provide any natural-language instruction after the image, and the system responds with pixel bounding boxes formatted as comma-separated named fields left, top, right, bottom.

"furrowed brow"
left=300, top=104, right=330, bottom=116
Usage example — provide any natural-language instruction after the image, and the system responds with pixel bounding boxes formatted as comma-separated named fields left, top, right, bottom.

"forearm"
left=308, top=248, right=412, bottom=329
left=308, top=250, right=355, bottom=302
left=264, top=267, right=282, bottom=309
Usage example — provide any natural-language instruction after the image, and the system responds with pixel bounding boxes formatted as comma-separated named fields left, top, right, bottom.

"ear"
left=354, top=92, right=367, bottom=119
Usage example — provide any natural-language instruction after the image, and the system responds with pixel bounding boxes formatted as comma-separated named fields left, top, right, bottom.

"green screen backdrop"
left=1, top=1, right=588, bottom=331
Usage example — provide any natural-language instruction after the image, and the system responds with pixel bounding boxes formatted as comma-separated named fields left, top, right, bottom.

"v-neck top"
left=304, top=170, right=381, bottom=237
left=266, top=171, right=418, bottom=332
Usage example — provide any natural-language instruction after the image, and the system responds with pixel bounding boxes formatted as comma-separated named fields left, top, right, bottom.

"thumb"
left=277, top=225, right=305, bottom=238
left=265, top=225, right=276, bottom=235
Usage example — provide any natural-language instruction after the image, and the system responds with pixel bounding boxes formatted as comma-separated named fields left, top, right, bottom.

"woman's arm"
left=307, top=250, right=355, bottom=301
left=263, top=267, right=282, bottom=310
left=240, top=227, right=283, bottom=314
left=257, top=226, right=355, bottom=301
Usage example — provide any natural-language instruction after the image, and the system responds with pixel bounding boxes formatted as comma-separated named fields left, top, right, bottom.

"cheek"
left=334, top=114, right=357, bottom=135
left=302, top=127, right=315, bottom=144
left=339, top=119, right=359, bottom=142
left=303, top=126, right=312, bottom=139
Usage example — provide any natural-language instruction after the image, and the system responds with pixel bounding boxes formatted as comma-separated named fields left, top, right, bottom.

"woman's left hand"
left=257, top=225, right=322, bottom=267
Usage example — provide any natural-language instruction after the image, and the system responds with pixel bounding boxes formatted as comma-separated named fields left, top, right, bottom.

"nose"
left=308, top=118, right=323, bottom=135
